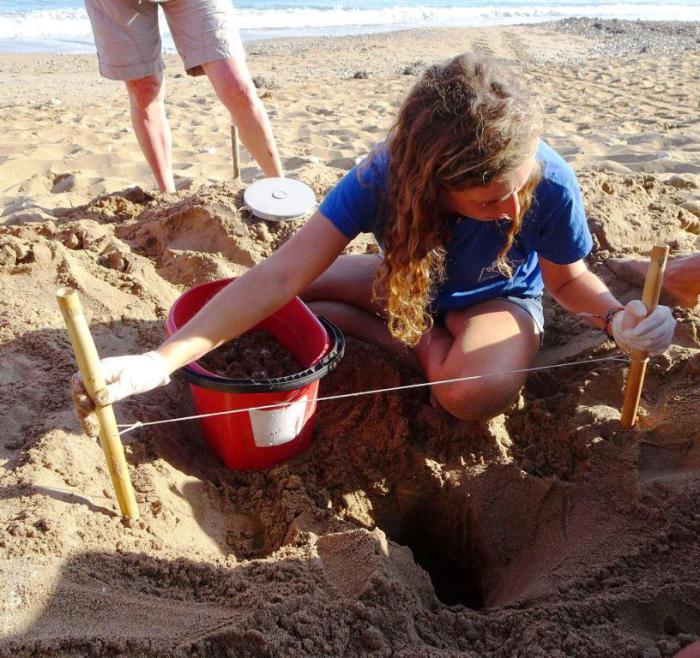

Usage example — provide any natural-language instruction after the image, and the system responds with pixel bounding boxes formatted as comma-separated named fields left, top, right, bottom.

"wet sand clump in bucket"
left=198, top=330, right=302, bottom=380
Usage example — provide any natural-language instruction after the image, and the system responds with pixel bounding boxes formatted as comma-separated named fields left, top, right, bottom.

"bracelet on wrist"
left=603, top=306, right=624, bottom=339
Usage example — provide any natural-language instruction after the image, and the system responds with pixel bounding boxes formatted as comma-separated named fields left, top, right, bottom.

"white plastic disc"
left=244, top=177, right=316, bottom=221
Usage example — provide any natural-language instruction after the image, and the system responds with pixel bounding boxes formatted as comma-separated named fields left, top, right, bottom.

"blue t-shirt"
left=319, top=141, right=593, bottom=313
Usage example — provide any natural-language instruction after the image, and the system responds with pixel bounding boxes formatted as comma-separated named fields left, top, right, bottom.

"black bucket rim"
left=180, top=316, right=345, bottom=394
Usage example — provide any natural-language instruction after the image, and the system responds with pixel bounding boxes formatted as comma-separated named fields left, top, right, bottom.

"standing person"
left=607, top=253, right=700, bottom=309
left=85, top=0, right=283, bottom=192
left=73, top=52, right=675, bottom=425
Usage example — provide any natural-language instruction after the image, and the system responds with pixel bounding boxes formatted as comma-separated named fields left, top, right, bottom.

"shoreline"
left=0, top=17, right=699, bottom=56
left=1, top=22, right=698, bottom=206
left=0, top=18, right=697, bottom=74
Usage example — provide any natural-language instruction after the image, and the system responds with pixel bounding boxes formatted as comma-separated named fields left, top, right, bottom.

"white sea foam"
left=0, top=4, right=698, bottom=52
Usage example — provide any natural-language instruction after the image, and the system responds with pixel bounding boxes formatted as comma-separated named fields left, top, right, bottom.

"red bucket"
left=166, top=278, right=344, bottom=471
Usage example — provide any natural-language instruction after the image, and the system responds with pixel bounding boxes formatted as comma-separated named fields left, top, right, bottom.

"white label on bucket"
left=249, top=396, right=309, bottom=447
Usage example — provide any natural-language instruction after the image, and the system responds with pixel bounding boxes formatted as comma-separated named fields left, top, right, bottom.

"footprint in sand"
left=51, top=172, right=76, bottom=194
left=306, top=104, right=335, bottom=117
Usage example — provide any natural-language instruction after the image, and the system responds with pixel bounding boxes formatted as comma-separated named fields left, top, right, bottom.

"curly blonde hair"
left=372, top=52, right=543, bottom=346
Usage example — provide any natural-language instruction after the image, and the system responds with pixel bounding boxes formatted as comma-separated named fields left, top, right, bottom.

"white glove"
left=611, top=300, right=676, bottom=354
left=71, top=351, right=170, bottom=438
left=97, top=351, right=171, bottom=404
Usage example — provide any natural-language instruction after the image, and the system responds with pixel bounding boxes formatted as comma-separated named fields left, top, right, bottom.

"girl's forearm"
left=153, top=212, right=351, bottom=374
left=549, top=270, right=621, bottom=331
left=157, top=263, right=294, bottom=373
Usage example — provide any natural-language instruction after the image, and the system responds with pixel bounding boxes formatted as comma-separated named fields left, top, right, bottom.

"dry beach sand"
left=1, top=20, right=700, bottom=657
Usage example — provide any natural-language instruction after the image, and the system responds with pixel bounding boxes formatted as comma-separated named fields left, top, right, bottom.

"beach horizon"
left=2, top=0, right=700, bottom=53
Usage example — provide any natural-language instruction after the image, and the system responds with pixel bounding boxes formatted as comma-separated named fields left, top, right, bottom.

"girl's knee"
left=431, top=377, right=522, bottom=421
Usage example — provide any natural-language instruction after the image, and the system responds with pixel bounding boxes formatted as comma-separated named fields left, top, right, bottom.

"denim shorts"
left=435, top=295, right=545, bottom=347
left=496, top=295, right=545, bottom=347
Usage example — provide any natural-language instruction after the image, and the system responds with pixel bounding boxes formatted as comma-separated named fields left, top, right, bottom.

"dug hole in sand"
left=0, top=166, right=699, bottom=656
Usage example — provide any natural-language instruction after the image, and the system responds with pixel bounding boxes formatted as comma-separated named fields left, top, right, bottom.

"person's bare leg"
left=307, top=300, right=418, bottom=367
left=673, top=640, right=700, bottom=658
left=311, top=296, right=541, bottom=420
left=304, top=255, right=541, bottom=421
left=303, top=254, right=415, bottom=362
left=202, top=57, right=283, bottom=177
left=661, top=255, right=700, bottom=307
left=414, top=300, right=540, bottom=421
left=125, top=73, right=176, bottom=193
left=606, top=254, right=700, bottom=308
left=303, top=254, right=384, bottom=311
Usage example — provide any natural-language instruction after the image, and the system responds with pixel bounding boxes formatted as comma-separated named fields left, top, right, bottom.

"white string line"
left=117, top=355, right=630, bottom=436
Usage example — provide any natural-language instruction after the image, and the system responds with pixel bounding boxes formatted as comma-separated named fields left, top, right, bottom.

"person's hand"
left=611, top=300, right=676, bottom=354
left=71, top=351, right=171, bottom=438
left=71, top=374, right=101, bottom=438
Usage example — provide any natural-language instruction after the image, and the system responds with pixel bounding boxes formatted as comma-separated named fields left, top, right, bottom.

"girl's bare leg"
left=306, top=300, right=418, bottom=366
left=414, top=300, right=541, bottom=421
left=303, top=254, right=541, bottom=421
left=302, top=253, right=384, bottom=312
left=302, top=254, right=418, bottom=365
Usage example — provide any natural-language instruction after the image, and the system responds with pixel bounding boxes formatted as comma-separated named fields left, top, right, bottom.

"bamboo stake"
left=231, top=124, right=241, bottom=182
left=620, top=244, right=670, bottom=429
left=56, top=288, right=140, bottom=520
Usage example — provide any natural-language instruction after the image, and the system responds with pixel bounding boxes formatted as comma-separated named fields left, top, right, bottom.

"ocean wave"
left=238, top=3, right=700, bottom=29
left=0, top=3, right=698, bottom=51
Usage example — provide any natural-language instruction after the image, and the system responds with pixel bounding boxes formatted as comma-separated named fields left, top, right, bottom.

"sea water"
left=1, top=0, right=699, bottom=52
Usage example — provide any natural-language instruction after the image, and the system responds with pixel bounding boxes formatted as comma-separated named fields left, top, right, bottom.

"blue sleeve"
left=535, top=180, right=593, bottom=264
left=319, top=159, right=384, bottom=240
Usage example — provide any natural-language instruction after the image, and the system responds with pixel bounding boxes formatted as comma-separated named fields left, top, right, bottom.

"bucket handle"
left=180, top=316, right=345, bottom=394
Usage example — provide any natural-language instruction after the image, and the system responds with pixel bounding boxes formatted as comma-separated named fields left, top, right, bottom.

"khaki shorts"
left=85, top=0, right=246, bottom=80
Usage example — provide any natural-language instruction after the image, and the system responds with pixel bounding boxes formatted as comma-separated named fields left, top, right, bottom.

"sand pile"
left=1, top=162, right=699, bottom=656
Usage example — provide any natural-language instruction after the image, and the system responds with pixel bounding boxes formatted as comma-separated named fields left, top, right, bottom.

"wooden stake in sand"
left=56, top=288, right=140, bottom=520
left=231, top=124, right=241, bottom=182
left=620, top=244, right=670, bottom=429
